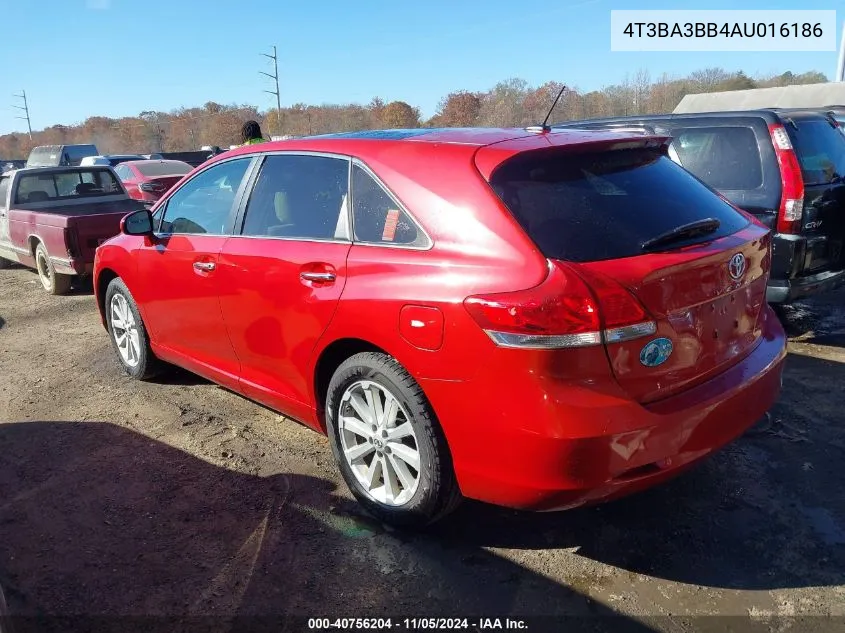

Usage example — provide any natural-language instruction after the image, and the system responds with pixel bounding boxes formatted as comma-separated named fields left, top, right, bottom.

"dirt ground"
left=1, top=263, right=844, bottom=632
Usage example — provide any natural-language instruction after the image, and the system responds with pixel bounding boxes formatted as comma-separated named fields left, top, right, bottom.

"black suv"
left=554, top=109, right=845, bottom=304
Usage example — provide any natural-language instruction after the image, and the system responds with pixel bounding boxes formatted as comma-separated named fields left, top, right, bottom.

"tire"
left=104, top=277, right=160, bottom=380
left=325, top=352, right=461, bottom=527
left=34, top=242, right=72, bottom=295
left=0, top=257, right=10, bottom=269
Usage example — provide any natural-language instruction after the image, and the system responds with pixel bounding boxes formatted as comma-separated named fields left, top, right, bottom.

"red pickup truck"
left=0, top=165, right=145, bottom=294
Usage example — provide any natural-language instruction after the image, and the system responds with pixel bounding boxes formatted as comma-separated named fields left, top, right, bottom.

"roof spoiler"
left=553, top=121, right=661, bottom=136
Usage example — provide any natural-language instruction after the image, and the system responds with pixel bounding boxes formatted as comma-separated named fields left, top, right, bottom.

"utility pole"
left=12, top=90, right=32, bottom=140
left=260, top=45, right=282, bottom=136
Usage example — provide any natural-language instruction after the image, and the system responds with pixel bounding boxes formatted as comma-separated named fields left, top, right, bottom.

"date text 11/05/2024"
left=308, top=618, right=528, bottom=630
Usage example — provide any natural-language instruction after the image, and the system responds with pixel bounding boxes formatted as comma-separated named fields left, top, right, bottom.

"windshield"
left=490, top=148, right=749, bottom=262
left=14, top=169, right=124, bottom=204
left=135, top=160, right=192, bottom=177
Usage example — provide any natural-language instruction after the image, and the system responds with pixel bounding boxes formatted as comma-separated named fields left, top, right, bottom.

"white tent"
left=673, top=83, right=845, bottom=114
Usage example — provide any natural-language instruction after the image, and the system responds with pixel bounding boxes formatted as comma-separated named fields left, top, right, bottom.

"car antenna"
left=526, top=84, right=567, bottom=134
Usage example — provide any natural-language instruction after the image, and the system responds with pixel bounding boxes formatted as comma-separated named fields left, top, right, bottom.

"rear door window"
left=490, top=148, right=749, bottom=262
left=672, top=126, right=763, bottom=190
left=785, top=119, right=845, bottom=185
left=240, top=154, right=350, bottom=240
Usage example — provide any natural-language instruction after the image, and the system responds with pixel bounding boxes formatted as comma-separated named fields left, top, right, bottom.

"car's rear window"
left=14, top=169, right=123, bottom=204
left=786, top=119, right=845, bottom=186
left=136, top=161, right=192, bottom=177
left=65, top=145, right=98, bottom=164
left=490, top=148, right=749, bottom=263
left=672, top=126, right=763, bottom=190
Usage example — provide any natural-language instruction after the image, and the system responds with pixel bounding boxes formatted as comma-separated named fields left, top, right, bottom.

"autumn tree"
left=380, top=101, right=420, bottom=129
left=437, top=91, right=481, bottom=127
left=0, top=67, right=832, bottom=159
left=477, top=78, right=529, bottom=127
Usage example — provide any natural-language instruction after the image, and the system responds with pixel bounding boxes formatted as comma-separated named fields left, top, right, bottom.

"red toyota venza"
left=94, top=127, right=787, bottom=526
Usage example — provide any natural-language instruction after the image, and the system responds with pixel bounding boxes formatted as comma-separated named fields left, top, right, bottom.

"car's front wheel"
left=105, top=277, right=160, bottom=380
left=326, top=352, right=461, bottom=527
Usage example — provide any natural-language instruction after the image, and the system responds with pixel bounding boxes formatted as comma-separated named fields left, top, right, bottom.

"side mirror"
left=122, top=209, right=154, bottom=236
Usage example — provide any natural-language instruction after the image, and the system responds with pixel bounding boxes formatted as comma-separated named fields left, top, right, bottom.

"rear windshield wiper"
left=641, top=218, right=721, bottom=252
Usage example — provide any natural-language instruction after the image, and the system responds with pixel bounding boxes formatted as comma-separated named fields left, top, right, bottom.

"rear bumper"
left=53, top=257, right=93, bottom=277
left=769, top=232, right=845, bottom=303
left=767, top=267, right=845, bottom=303
left=422, top=308, right=787, bottom=511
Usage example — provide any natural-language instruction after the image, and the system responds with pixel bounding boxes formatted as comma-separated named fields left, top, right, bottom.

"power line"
left=260, top=45, right=282, bottom=136
left=12, top=90, right=32, bottom=140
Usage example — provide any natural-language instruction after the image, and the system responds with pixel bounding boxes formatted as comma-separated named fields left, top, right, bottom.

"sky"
left=0, top=0, right=840, bottom=135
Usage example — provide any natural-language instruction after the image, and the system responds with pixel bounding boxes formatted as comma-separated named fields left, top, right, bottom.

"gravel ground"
left=1, top=264, right=844, bottom=632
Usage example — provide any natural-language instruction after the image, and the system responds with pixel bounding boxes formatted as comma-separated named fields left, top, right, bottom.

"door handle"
left=193, top=261, right=216, bottom=272
left=300, top=271, right=336, bottom=282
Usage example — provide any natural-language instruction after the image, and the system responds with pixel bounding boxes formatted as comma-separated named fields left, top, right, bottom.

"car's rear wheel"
left=34, top=242, right=71, bottom=295
left=105, top=277, right=160, bottom=380
left=325, top=352, right=461, bottom=527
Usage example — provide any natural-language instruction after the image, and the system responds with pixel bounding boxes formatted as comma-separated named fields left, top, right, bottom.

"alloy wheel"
left=338, top=380, right=421, bottom=506
left=110, top=293, right=141, bottom=367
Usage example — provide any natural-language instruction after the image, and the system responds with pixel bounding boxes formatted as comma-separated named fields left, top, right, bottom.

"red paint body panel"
left=399, top=305, right=444, bottom=351
left=132, top=234, right=241, bottom=391
left=94, top=127, right=787, bottom=512
left=217, top=237, right=352, bottom=428
left=577, top=225, right=772, bottom=403
left=419, top=307, right=785, bottom=509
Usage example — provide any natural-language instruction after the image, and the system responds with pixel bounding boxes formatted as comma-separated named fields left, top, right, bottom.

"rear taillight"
left=139, top=182, right=164, bottom=193
left=768, top=124, right=805, bottom=235
left=463, top=261, right=656, bottom=349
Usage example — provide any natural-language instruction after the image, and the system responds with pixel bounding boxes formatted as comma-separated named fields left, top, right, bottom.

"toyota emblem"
left=728, top=253, right=746, bottom=280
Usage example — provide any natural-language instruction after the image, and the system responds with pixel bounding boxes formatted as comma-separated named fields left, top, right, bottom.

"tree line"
left=0, top=68, right=827, bottom=159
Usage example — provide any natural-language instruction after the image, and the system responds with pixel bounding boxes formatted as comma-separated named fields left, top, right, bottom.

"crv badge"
left=640, top=338, right=673, bottom=367
left=728, top=253, right=746, bottom=281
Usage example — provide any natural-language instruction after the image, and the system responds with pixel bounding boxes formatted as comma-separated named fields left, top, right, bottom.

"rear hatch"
left=782, top=115, right=845, bottom=274
left=480, top=141, right=771, bottom=403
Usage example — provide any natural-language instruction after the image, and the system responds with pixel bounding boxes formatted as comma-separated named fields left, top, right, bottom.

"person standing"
left=240, top=120, right=266, bottom=146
